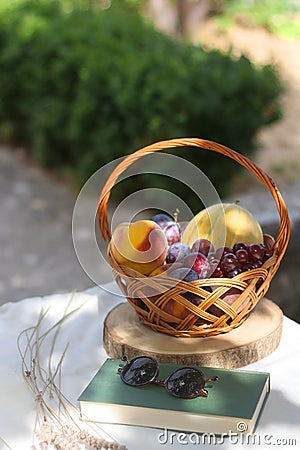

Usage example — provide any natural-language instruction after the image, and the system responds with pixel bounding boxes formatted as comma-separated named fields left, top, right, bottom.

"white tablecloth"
left=1, top=284, right=300, bottom=450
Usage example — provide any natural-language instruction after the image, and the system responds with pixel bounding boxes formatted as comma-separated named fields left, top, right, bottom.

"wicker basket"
left=98, top=138, right=290, bottom=337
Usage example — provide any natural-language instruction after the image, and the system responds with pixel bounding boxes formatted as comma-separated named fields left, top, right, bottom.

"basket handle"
left=97, top=138, right=290, bottom=261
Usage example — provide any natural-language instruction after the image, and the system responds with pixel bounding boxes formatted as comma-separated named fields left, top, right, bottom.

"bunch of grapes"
left=210, top=242, right=271, bottom=278
left=151, top=212, right=272, bottom=281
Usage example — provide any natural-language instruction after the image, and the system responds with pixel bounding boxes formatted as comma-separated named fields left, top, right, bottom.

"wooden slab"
left=103, top=298, right=282, bottom=369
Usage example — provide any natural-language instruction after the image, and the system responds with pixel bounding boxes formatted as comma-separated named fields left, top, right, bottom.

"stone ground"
left=1, top=22, right=300, bottom=322
left=0, top=147, right=93, bottom=302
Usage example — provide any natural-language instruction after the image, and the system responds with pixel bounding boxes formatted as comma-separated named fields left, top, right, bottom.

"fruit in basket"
left=248, top=243, right=266, bottom=260
left=161, top=268, right=199, bottom=319
left=151, top=212, right=181, bottom=245
left=169, top=267, right=199, bottom=282
left=162, top=299, right=190, bottom=320
left=182, top=203, right=264, bottom=250
left=215, top=246, right=232, bottom=260
left=182, top=252, right=211, bottom=278
left=163, top=221, right=181, bottom=245
left=208, top=288, right=249, bottom=316
left=166, top=242, right=191, bottom=264
left=110, top=220, right=168, bottom=275
left=208, top=241, right=270, bottom=278
left=220, top=252, right=238, bottom=273
left=149, top=262, right=183, bottom=276
left=151, top=213, right=173, bottom=229
left=191, top=238, right=214, bottom=256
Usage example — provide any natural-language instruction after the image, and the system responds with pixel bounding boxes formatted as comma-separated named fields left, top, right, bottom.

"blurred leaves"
left=218, top=0, right=300, bottom=39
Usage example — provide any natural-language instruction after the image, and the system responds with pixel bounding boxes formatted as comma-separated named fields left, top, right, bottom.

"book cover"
left=78, top=358, right=270, bottom=435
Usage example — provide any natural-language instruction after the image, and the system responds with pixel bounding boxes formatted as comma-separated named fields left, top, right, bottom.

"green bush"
left=0, top=0, right=282, bottom=209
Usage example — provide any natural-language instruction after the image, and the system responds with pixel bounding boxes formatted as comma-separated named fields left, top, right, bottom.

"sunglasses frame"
left=118, top=355, right=218, bottom=399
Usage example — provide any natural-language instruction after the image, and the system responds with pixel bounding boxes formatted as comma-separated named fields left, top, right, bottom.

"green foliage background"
left=219, top=0, right=300, bottom=39
left=0, top=0, right=283, bottom=210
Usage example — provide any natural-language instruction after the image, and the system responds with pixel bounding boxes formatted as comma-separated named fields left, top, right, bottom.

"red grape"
left=248, top=243, right=266, bottom=261
left=249, top=259, right=263, bottom=268
left=220, top=253, right=238, bottom=272
left=242, top=263, right=257, bottom=271
left=210, top=263, right=224, bottom=278
left=226, top=268, right=242, bottom=278
left=191, top=239, right=214, bottom=257
left=233, top=242, right=248, bottom=252
left=215, top=246, right=232, bottom=260
left=236, top=248, right=249, bottom=266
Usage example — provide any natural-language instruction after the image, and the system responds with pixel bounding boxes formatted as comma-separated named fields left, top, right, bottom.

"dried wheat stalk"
left=16, top=294, right=127, bottom=450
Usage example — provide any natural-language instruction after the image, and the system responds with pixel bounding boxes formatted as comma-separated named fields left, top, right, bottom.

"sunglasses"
left=118, top=355, right=218, bottom=399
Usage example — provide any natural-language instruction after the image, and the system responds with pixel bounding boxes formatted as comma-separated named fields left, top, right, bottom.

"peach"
left=110, top=220, right=168, bottom=275
left=162, top=298, right=191, bottom=320
left=160, top=295, right=206, bottom=323
left=149, top=265, right=169, bottom=277
left=150, top=294, right=191, bottom=320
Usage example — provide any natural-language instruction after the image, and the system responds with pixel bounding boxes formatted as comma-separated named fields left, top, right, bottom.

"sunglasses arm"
left=205, top=376, right=219, bottom=384
left=199, top=388, right=209, bottom=397
left=121, top=355, right=129, bottom=364
left=117, top=355, right=130, bottom=375
left=199, top=375, right=218, bottom=397
left=153, top=375, right=219, bottom=392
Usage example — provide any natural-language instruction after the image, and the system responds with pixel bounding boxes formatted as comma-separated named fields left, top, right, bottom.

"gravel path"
left=0, top=147, right=94, bottom=303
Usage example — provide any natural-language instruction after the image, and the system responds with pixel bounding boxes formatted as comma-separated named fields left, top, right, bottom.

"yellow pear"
left=182, top=203, right=263, bottom=249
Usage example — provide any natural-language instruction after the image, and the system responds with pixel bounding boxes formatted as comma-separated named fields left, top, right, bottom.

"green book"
left=78, top=358, right=270, bottom=435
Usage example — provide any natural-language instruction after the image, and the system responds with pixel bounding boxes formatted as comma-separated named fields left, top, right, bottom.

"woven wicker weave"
left=98, top=138, right=290, bottom=337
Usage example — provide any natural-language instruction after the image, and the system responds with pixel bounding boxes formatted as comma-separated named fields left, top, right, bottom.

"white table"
left=1, top=284, right=300, bottom=450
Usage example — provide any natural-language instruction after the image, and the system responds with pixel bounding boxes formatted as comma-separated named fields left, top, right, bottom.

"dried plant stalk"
left=0, top=436, right=13, bottom=450
left=17, top=293, right=127, bottom=450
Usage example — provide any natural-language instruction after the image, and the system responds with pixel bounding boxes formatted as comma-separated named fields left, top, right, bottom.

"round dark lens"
left=166, top=367, right=204, bottom=398
left=121, top=357, right=158, bottom=386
